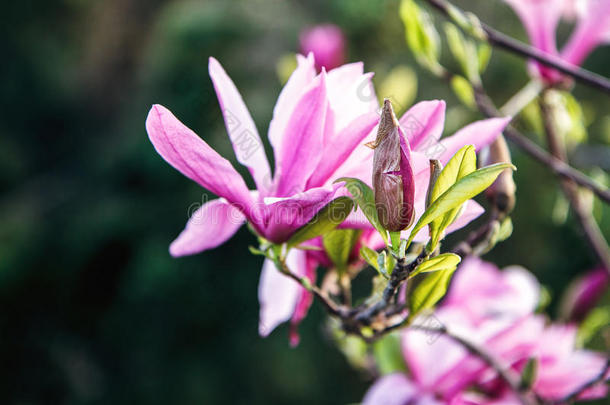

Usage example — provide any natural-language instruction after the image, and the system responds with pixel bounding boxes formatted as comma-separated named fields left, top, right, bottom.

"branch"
left=539, top=91, right=610, bottom=273
left=423, top=0, right=610, bottom=93
left=355, top=250, right=427, bottom=324
left=473, top=86, right=610, bottom=205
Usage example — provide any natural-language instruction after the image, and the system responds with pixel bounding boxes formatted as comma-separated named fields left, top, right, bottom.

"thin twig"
left=423, top=0, right=610, bottom=93
left=473, top=86, right=610, bottom=205
left=539, top=91, right=610, bottom=273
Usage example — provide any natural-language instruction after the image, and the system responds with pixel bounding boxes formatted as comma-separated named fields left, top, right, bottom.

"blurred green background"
left=1, top=0, right=609, bottom=404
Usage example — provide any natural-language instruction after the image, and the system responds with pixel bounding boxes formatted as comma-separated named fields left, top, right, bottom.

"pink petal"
left=306, top=111, right=380, bottom=188
left=261, top=183, right=343, bottom=243
left=146, top=105, right=255, bottom=216
left=437, top=117, right=511, bottom=165
left=535, top=348, right=608, bottom=400
left=400, top=100, right=446, bottom=151
left=327, top=63, right=378, bottom=129
left=289, top=254, right=318, bottom=347
left=362, top=374, right=419, bottom=405
left=273, top=72, right=329, bottom=196
left=169, top=198, right=245, bottom=257
left=560, top=0, right=610, bottom=66
left=504, top=0, right=563, bottom=54
left=258, top=249, right=306, bottom=337
left=443, top=257, right=540, bottom=323
left=208, top=58, right=272, bottom=193
left=268, top=53, right=316, bottom=163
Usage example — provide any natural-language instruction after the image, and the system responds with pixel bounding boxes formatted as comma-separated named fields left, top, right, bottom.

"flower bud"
left=367, top=99, right=415, bottom=232
left=483, top=135, right=516, bottom=214
left=299, top=24, right=345, bottom=71
left=559, top=267, right=609, bottom=323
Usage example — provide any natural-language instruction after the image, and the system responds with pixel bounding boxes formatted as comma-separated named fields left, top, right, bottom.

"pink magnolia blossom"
left=363, top=258, right=609, bottom=404
left=503, top=0, right=610, bottom=82
left=146, top=54, right=510, bottom=342
left=300, top=24, right=346, bottom=71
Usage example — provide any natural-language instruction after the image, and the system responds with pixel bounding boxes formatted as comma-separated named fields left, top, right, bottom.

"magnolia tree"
left=145, top=0, right=610, bottom=404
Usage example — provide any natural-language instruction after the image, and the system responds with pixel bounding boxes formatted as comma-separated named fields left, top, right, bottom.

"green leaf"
left=373, top=333, right=408, bottom=375
left=577, top=306, right=610, bottom=347
left=496, top=216, right=513, bottom=243
left=287, top=197, right=354, bottom=248
left=390, top=231, right=402, bottom=254
left=450, top=75, right=475, bottom=109
left=407, top=162, right=516, bottom=248
left=409, top=267, right=456, bottom=321
left=323, top=229, right=360, bottom=273
left=477, top=43, right=492, bottom=73
left=360, top=246, right=380, bottom=271
left=444, top=23, right=468, bottom=76
left=400, top=0, right=443, bottom=73
left=336, top=177, right=388, bottom=245
left=428, top=145, right=476, bottom=250
left=410, top=253, right=461, bottom=279
left=519, top=358, right=538, bottom=391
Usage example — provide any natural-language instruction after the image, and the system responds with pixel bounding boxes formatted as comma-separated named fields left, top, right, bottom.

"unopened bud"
left=484, top=135, right=516, bottom=214
left=367, top=99, right=415, bottom=232
left=426, top=159, right=443, bottom=208
left=559, top=267, right=609, bottom=323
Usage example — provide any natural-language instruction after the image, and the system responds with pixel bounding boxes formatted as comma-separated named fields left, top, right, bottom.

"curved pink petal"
left=504, top=0, right=563, bottom=55
left=268, top=53, right=316, bottom=162
left=273, top=72, right=329, bottom=196
left=258, top=249, right=306, bottom=337
left=209, top=58, right=272, bottom=193
left=289, top=254, right=318, bottom=347
left=535, top=349, right=608, bottom=400
left=443, top=257, right=540, bottom=323
left=261, top=183, right=343, bottom=243
left=307, top=111, right=380, bottom=188
left=400, top=100, right=446, bottom=151
left=327, top=63, right=378, bottom=129
left=560, top=0, right=610, bottom=66
left=146, top=105, right=255, bottom=216
left=437, top=117, right=511, bottom=165
left=169, top=198, right=245, bottom=257
left=362, top=373, right=419, bottom=405
left=559, top=267, right=609, bottom=322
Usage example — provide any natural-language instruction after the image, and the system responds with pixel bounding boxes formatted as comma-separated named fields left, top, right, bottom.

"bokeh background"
left=2, top=0, right=609, bottom=404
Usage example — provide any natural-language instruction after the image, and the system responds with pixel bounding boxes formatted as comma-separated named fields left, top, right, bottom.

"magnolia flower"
left=147, top=54, right=510, bottom=343
left=503, top=0, right=610, bottom=82
left=363, top=258, right=609, bottom=404
left=300, top=24, right=346, bottom=71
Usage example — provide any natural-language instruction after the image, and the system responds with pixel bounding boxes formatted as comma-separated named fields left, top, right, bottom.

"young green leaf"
left=287, top=197, right=354, bottom=248
left=336, top=177, right=389, bottom=245
left=407, top=162, right=516, bottom=248
left=360, top=246, right=380, bottom=271
left=428, top=145, right=476, bottom=249
left=409, top=267, right=456, bottom=321
left=323, top=229, right=361, bottom=273
left=519, top=358, right=538, bottom=391
left=450, top=75, right=476, bottom=109
left=410, top=253, right=461, bottom=279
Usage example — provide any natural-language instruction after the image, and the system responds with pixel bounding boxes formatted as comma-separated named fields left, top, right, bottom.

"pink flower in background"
left=362, top=258, right=609, bottom=404
left=503, top=0, right=610, bottom=82
left=300, top=24, right=346, bottom=71
left=559, top=266, right=609, bottom=322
